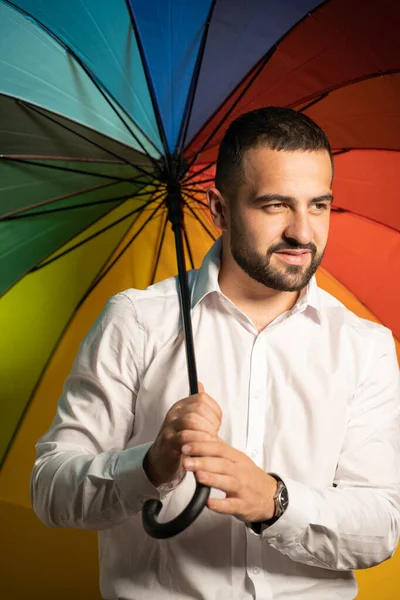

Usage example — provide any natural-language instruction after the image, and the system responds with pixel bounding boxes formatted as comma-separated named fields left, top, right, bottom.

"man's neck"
left=218, top=247, right=301, bottom=332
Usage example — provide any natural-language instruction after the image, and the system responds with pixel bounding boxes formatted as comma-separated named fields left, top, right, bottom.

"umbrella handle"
left=141, top=189, right=211, bottom=538
left=142, top=483, right=210, bottom=539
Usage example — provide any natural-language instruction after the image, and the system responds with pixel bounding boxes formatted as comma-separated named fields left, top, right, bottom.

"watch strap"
left=248, top=474, right=287, bottom=534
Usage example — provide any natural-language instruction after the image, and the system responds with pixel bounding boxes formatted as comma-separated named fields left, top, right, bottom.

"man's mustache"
left=268, top=241, right=317, bottom=254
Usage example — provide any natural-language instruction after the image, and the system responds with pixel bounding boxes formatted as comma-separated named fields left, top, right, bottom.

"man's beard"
left=230, top=217, right=325, bottom=292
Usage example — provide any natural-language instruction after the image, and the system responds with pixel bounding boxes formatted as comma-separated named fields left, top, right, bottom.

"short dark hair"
left=215, top=106, right=333, bottom=196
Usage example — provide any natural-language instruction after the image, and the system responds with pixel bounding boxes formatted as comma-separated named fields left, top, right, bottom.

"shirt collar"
left=191, top=236, right=322, bottom=320
left=191, top=237, right=223, bottom=308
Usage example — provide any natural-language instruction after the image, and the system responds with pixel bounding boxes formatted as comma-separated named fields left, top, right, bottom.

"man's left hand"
left=182, top=440, right=277, bottom=522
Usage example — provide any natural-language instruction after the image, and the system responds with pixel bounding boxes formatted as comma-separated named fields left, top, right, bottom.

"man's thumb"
left=197, top=381, right=205, bottom=393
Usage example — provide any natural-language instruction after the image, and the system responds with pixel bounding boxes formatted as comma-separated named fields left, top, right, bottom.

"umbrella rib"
left=182, top=220, right=196, bottom=271
left=1, top=186, right=159, bottom=220
left=182, top=160, right=216, bottom=184
left=1, top=192, right=158, bottom=300
left=181, top=0, right=329, bottom=157
left=182, top=195, right=209, bottom=210
left=0, top=153, right=131, bottom=163
left=0, top=155, right=135, bottom=182
left=77, top=201, right=166, bottom=309
left=0, top=176, right=153, bottom=220
left=331, top=206, right=399, bottom=234
left=16, top=98, right=155, bottom=178
left=182, top=185, right=207, bottom=195
left=184, top=176, right=215, bottom=186
left=2, top=0, right=163, bottom=175
left=297, top=92, right=330, bottom=113
left=332, top=149, right=351, bottom=156
left=294, top=68, right=400, bottom=113
left=124, top=0, right=170, bottom=160
left=0, top=201, right=157, bottom=467
left=181, top=45, right=277, bottom=177
left=150, top=212, right=169, bottom=285
left=0, top=179, right=122, bottom=220
left=181, top=0, right=400, bottom=165
left=74, top=70, right=163, bottom=175
left=175, top=0, right=217, bottom=159
left=182, top=195, right=217, bottom=242
left=30, top=191, right=165, bottom=273
left=332, top=148, right=400, bottom=155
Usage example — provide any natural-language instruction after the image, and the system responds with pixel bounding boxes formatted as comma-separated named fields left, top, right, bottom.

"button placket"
left=246, top=531, right=273, bottom=599
left=246, top=337, right=266, bottom=465
left=245, top=338, right=270, bottom=598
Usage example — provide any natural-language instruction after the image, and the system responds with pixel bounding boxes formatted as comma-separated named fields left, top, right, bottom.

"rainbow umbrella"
left=1, top=0, right=400, bottom=567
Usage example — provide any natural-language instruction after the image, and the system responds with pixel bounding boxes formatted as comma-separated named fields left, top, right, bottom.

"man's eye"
left=262, top=203, right=330, bottom=211
left=264, top=203, right=284, bottom=210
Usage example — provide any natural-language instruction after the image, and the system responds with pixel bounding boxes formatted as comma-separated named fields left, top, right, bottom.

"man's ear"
left=207, top=187, right=227, bottom=231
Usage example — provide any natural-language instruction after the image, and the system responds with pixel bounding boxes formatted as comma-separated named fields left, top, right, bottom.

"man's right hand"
left=143, top=382, right=223, bottom=488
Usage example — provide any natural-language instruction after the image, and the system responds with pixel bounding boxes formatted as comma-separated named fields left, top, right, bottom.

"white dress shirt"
left=31, top=237, right=400, bottom=600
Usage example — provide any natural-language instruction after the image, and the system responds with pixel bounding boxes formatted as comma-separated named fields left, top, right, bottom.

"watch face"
left=278, top=483, right=289, bottom=513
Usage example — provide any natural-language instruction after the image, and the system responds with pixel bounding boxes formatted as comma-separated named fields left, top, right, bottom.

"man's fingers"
left=195, top=471, right=238, bottom=496
left=206, top=497, right=240, bottom=515
left=194, top=390, right=223, bottom=424
left=184, top=384, right=223, bottom=423
left=169, top=429, right=217, bottom=452
left=184, top=456, right=234, bottom=476
left=172, top=411, right=219, bottom=436
left=182, top=440, right=241, bottom=462
left=170, top=399, right=221, bottom=432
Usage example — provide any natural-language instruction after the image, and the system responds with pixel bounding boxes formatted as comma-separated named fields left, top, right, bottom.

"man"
left=31, top=107, right=400, bottom=599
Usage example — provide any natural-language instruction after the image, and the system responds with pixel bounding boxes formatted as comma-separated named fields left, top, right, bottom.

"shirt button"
left=250, top=450, right=258, bottom=459
left=252, top=567, right=260, bottom=575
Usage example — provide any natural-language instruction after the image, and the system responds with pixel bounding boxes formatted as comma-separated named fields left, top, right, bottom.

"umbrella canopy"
left=0, top=0, right=399, bottom=591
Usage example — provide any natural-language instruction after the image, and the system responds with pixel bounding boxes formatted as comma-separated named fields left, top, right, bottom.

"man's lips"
left=273, top=249, right=311, bottom=265
left=275, top=249, right=310, bottom=255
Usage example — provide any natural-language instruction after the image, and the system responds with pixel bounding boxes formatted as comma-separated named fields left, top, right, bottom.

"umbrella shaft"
left=168, top=190, right=199, bottom=397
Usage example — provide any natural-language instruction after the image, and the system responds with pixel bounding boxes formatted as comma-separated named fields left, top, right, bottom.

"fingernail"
left=182, top=444, right=191, bottom=454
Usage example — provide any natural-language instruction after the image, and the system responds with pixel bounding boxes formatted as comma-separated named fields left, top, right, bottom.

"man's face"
left=226, top=147, right=333, bottom=292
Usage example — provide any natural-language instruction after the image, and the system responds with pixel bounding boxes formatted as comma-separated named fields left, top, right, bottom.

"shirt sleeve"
left=261, top=328, right=400, bottom=571
left=30, top=293, right=183, bottom=531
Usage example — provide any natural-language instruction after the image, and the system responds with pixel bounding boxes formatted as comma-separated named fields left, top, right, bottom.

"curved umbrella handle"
left=142, top=188, right=211, bottom=538
left=142, top=483, right=210, bottom=539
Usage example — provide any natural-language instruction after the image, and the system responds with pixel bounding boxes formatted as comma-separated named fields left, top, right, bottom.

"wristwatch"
left=248, top=473, right=289, bottom=535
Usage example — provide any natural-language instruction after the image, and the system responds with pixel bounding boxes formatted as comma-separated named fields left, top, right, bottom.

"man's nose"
left=283, top=211, right=313, bottom=245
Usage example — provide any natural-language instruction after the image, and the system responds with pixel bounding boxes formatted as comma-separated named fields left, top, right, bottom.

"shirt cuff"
left=155, top=468, right=187, bottom=493
left=114, top=442, right=165, bottom=512
left=260, top=476, right=320, bottom=552
left=114, top=442, right=188, bottom=512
